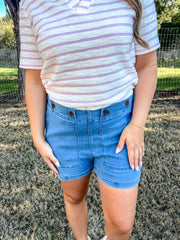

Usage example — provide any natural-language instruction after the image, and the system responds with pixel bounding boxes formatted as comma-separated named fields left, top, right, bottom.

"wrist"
left=129, top=121, right=145, bottom=129
left=33, top=134, right=46, bottom=148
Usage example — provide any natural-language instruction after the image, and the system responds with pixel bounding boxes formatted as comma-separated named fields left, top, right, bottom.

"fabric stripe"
left=19, top=0, right=160, bottom=110
left=36, top=15, right=132, bottom=36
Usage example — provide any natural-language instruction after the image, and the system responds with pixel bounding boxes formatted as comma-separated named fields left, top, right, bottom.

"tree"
left=171, top=0, right=180, bottom=22
left=3, top=0, right=24, bottom=101
left=0, top=16, right=16, bottom=49
left=155, top=0, right=180, bottom=27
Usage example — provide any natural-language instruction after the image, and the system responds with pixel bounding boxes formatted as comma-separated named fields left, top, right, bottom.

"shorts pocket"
left=45, top=103, right=80, bottom=168
left=101, top=104, right=132, bottom=170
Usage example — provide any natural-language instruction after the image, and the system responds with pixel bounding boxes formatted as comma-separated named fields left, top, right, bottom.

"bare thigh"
left=98, top=178, right=138, bottom=230
left=61, top=172, right=92, bottom=203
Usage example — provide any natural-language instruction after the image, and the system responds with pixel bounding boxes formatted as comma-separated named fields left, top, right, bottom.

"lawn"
left=0, top=67, right=18, bottom=94
left=0, top=97, right=179, bottom=240
left=157, top=67, right=180, bottom=90
left=0, top=67, right=18, bottom=78
left=0, top=67, right=180, bottom=95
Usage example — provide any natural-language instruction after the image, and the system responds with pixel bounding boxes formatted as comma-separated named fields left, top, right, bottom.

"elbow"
left=135, top=63, right=157, bottom=73
left=134, top=50, right=158, bottom=72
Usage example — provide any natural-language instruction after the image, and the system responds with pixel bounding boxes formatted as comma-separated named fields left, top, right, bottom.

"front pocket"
left=45, top=109, right=80, bottom=168
left=101, top=109, right=132, bottom=170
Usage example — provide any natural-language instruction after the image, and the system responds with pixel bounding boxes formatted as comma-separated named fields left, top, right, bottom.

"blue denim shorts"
left=45, top=93, right=142, bottom=189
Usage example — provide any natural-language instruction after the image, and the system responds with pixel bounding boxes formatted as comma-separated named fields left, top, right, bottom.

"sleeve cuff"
left=135, top=42, right=161, bottom=56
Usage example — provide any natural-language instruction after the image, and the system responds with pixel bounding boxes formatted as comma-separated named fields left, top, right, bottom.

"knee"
left=106, top=218, right=134, bottom=236
left=64, top=192, right=86, bottom=205
left=117, top=224, right=133, bottom=236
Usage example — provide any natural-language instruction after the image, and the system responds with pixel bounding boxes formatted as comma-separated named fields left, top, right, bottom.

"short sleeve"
left=19, top=3, right=43, bottom=69
left=134, top=0, right=160, bottom=55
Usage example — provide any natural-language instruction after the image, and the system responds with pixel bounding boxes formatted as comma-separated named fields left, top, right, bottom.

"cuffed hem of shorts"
left=56, top=167, right=94, bottom=181
left=96, top=174, right=140, bottom=189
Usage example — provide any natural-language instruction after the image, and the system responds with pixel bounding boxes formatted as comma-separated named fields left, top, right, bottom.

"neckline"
left=65, top=0, right=94, bottom=14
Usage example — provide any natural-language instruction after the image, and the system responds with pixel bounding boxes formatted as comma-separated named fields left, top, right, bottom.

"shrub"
left=0, top=16, right=16, bottom=49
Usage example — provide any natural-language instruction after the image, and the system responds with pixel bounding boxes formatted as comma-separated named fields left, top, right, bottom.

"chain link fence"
left=155, top=23, right=180, bottom=99
left=0, top=24, right=180, bottom=103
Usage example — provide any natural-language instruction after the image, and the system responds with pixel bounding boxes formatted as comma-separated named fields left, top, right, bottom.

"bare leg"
left=98, top=178, right=138, bottom=240
left=61, top=172, right=91, bottom=240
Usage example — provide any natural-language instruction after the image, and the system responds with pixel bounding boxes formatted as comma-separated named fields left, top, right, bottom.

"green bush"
left=0, top=16, right=16, bottom=49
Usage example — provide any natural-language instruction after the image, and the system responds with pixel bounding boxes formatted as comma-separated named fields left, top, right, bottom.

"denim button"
left=69, top=111, right=74, bottom=116
left=125, top=101, right=129, bottom=106
left=103, top=109, right=109, bottom=115
left=51, top=103, right=55, bottom=108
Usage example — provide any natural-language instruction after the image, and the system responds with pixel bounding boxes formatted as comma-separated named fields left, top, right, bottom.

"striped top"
left=19, top=0, right=160, bottom=110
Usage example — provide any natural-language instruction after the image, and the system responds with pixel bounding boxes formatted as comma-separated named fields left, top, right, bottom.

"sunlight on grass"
left=0, top=67, right=18, bottom=78
left=158, top=67, right=180, bottom=78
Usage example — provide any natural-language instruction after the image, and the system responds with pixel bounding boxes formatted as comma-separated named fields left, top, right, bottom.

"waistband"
left=47, top=94, right=134, bottom=121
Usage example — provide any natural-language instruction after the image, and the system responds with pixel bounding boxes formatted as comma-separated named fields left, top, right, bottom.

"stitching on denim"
left=100, top=95, right=133, bottom=122
left=102, top=109, right=127, bottom=121
left=87, top=111, right=93, bottom=156
left=52, top=111, right=75, bottom=123
left=99, top=109, right=105, bottom=162
left=102, top=94, right=134, bottom=122
left=74, top=110, right=81, bottom=164
left=58, top=167, right=94, bottom=181
left=46, top=102, right=53, bottom=122
left=97, top=172, right=141, bottom=184
left=48, top=98, right=75, bottom=123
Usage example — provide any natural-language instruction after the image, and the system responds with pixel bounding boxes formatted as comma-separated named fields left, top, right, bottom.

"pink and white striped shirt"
left=19, top=0, right=160, bottom=110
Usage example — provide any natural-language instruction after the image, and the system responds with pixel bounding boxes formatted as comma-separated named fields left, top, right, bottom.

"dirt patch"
left=0, top=98, right=179, bottom=240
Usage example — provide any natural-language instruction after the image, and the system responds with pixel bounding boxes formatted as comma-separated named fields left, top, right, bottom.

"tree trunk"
left=14, top=16, right=25, bottom=101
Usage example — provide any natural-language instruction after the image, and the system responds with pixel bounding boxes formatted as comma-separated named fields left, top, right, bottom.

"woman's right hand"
left=35, top=138, right=60, bottom=175
left=24, top=70, right=59, bottom=175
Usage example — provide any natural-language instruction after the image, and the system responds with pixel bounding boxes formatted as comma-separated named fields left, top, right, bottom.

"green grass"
left=157, top=67, right=180, bottom=91
left=158, top=67, right=180, bottom=78
left=0, top=67, right=18, bottom=78
left=0, top=67, right=18, bottom=94
left=0, top=67, right=180, bottom=95
left=156, top=78, right=180, bottom=91
left=0, top=79, right=18, bottom=94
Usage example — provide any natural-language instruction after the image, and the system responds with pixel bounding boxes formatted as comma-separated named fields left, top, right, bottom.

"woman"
left=19, top=0, right=160, bottom=239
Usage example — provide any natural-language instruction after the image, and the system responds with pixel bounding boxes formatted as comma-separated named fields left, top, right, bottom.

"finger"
left=142, top=142, right=145, bottom=156
left=134, top=148, right=139, bottom=171
left=139, top=146, right=143, bottom=166
left=45, top=158, right=59, bottom=175
left=116, top=133, right=126, bottom=153
left=139, top=147, right=143, bottom=166
left=127, top=147, right=134, bottom=169
left=49, top=151, right=60, bottom=167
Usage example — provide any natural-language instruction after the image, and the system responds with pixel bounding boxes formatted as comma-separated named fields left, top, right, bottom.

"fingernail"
left=136, top=166, right=139, bottom=171
left=56, top=162, right=60, bottom=167
left=140, top=161, right=142, bottom=166
left=116, top=147, right=120, bottom=154
left=131, top=165, right=134, bottom=170
left=142, top=152, right=144, bottom=156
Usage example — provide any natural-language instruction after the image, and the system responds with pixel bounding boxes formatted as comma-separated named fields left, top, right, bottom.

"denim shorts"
left=45, top=93, right=142, bottom=189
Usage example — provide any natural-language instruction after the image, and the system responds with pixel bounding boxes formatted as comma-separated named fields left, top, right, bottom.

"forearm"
left=130, top=64, right=158, bottom=127
left=25, top=70, right=47, bottom=147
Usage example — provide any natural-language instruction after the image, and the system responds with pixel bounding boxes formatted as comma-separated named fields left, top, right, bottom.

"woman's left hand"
left=115, top=123, right=144, bottom=171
